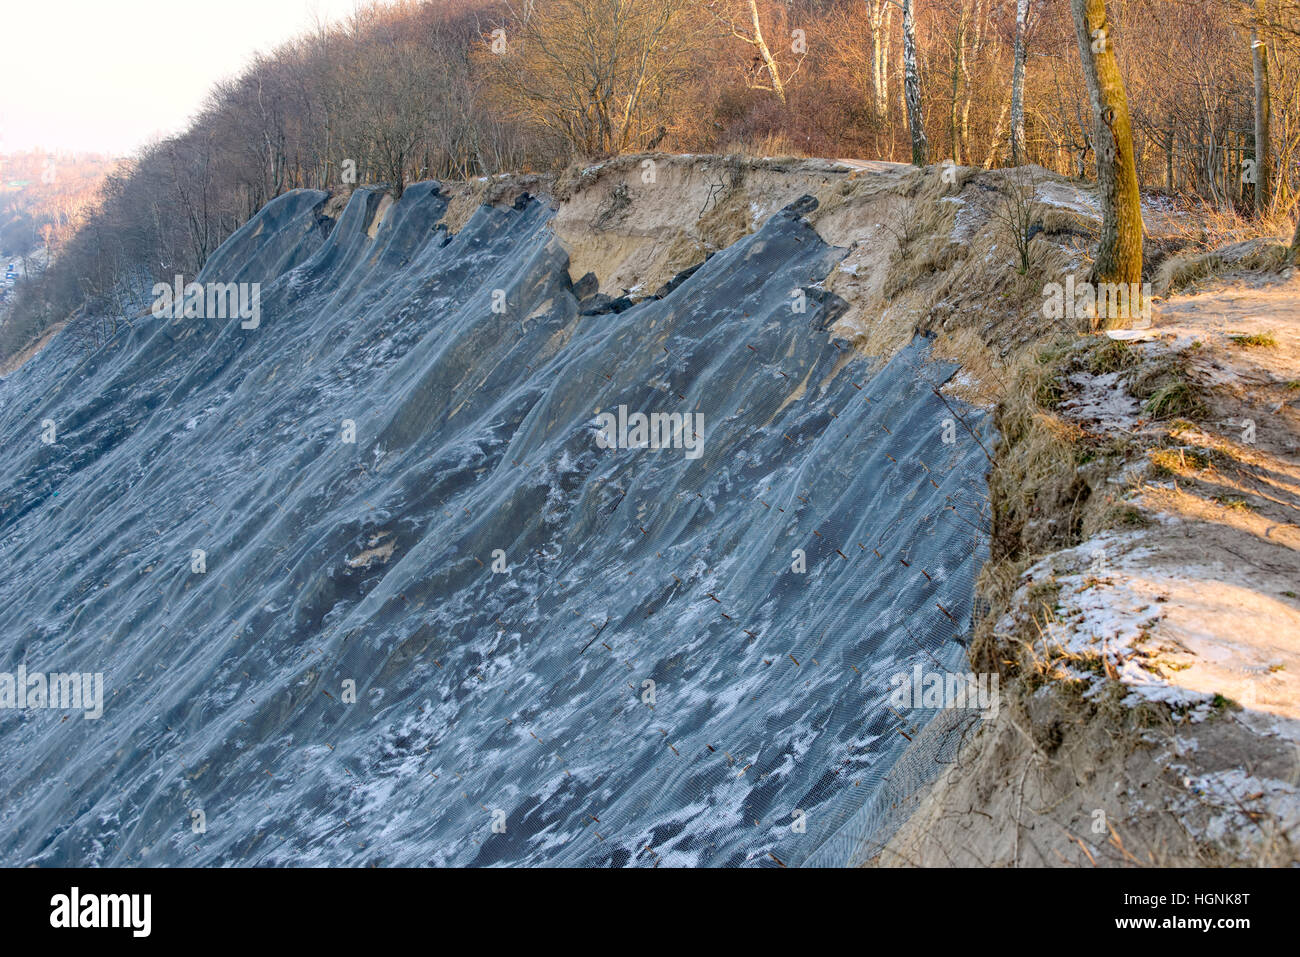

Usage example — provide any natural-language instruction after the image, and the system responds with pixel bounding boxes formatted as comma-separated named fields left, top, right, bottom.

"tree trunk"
left=1250, top=9, right=1272, bottom=216
left=1290, top=215, right=1300, bottom=265
left=869, top=2, right=892, bottom=122
left=983, top=96, right=1010, bottom=169
left=950, top=14, right=965, bottom=165
left=903, top=0, right=929, bottom=166
left=1164, top=127, right=1174, bottom=190
left=1071, top=0, right=1143, bottom=297
left=958, top=0, right=985, bottom=166
left=1010, top=0, right=1030, bottom=165
left=748, top=0, right=786, bottom=105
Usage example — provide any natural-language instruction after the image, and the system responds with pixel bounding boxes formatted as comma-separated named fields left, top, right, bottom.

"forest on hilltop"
left=3, top=0, right=1300, bottom=359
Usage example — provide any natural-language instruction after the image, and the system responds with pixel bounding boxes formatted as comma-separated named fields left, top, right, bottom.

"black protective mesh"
left=0, top=186, right=991, bottom=867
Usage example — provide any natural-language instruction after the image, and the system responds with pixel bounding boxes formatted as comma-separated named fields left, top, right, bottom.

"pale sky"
left=0, top=0, right=363, bottom=157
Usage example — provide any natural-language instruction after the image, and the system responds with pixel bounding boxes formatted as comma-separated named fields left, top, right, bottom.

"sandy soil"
left=877, top=268, right=1300, bottom=867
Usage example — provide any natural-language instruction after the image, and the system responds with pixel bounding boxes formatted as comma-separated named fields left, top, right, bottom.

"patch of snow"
left=1060, top=370, right=1140, bottom=431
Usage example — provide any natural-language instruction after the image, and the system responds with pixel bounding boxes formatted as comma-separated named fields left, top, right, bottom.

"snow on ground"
left=1012, top=528, right=1300, bottom=736
left=1170, top=768, right=1300, bottom=845
left=1060, top=370, right=1141, bottom=432
left=1000, top=266, right=1300, bottom=852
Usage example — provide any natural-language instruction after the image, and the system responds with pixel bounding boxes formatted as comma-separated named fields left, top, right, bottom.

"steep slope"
left=0, top=175, right=990, bottom=866
left=878, top=268, right=1300, bottom=867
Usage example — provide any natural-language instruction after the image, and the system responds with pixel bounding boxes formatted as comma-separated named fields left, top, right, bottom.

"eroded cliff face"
left=878, top=275, right=1300, bottom=868
left=0, top=170, right=990, bottom=866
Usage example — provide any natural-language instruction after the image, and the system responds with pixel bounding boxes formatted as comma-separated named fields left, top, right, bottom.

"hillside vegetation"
left=4, top=0, right=1300, bottom=362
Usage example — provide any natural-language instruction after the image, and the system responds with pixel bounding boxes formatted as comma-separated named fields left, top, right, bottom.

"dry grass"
left=1149, top=447, right=1212, bottom=477
left=1126, top=353, right=1208, bottom=420
left=1158, top=198, right=1296, bottom=250
left=1155, top=240, right=1291, bottom=297
left=864, top=177, right=1300, bottom=869
left=1228, top=330, right=1280, bottom=348
left=930, top=326, right=1007, bottom=405
left=988, top=340, right=1093, bottom=563
left=1084, top=337, right=1140, bottom=375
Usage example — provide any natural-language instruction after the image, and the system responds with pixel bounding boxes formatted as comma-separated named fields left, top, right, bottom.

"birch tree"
left=1010, top=0, right=1032, bottom=165
left=903, top=0, right=930, bottom=165
left=706, top=0, right=804, bottom=106
left=867, top=0, right=894, bottom=122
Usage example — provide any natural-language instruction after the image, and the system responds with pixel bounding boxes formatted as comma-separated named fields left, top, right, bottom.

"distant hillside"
left=0, top=151, right=117, bottom=258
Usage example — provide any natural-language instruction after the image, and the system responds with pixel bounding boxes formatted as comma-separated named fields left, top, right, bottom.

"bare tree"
left=1251, top=0, right=1300, bottom=258
left=166, top=132, right=217, bottom=270
left=1250, top=0, right=1274, bottom=214
left=991, top=168, right=1041, bottom=274
left=352, top=33, right=442, bottom=194
left=490, top=0, right=699, bottom=156
left=706, top=0, right=806, bottom=105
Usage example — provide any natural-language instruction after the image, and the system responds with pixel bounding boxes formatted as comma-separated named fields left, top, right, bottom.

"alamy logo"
left=888, top=665, right=999, bottom=716
left=50, top=887, right=150, bottom=937
left=1042, top=276, right=1152, bottom=324
left=151, top=275, right=261, bottom=329
left=595, top=405, right=705, bottom=460
left=0, top=666, right=103, bottom=719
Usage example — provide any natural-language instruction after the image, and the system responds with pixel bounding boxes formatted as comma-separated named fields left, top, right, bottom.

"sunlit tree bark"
left=1071, top=0, right=1143, bottom=293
